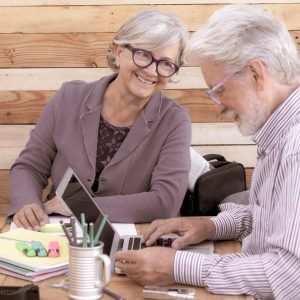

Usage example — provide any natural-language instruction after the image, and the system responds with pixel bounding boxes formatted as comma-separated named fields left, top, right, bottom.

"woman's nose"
left=143, top=61, right=159, bottom=76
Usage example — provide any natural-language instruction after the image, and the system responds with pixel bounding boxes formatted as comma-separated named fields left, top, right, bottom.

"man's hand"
left=143, top=217, right=216, bottom=250
left=43, top=195, right=71, bottom=216
left=115, top=247, right=176, bottom=286
left=13, top=203, right=49, bottom=231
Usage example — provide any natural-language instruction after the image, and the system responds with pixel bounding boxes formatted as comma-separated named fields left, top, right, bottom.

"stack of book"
left=0, top=228, right=69, bottom=282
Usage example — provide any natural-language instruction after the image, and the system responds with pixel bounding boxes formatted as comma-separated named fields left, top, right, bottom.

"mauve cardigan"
left=8, top=74, right=191, bottom=223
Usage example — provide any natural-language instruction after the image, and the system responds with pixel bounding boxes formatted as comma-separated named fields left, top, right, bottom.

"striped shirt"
left=174, top=86, right=300, bottom=300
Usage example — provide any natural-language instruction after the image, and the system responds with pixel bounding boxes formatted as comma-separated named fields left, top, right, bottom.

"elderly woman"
left=8, top=10, right=191, bottom=230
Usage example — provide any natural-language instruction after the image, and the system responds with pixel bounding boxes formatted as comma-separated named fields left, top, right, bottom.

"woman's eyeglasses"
left=125, top=45, right=179, bottom=78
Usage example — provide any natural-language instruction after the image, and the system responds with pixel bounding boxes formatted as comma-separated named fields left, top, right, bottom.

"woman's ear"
left=247, top=59, right=266, bottom=91
left=114, top=44, right=122, bottom=68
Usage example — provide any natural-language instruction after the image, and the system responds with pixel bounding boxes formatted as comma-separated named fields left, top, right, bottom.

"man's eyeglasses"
left=125, top=45, right=179, bottom=78
left=206, top=72, right=238, bottom=104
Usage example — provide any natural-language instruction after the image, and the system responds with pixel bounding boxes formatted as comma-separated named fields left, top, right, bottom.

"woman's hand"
left=43, top=195, right=72, bottom=217
left=13, top=203, right=49, bottom=231
left=143, top=217, right=216, bottom=250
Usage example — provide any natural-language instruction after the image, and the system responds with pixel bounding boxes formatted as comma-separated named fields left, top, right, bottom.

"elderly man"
left=115, top=4, right=300, bottom=299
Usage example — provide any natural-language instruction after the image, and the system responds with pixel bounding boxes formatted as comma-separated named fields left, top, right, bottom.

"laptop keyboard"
left=118, top=236, right=175, bottom=251
left=117, top=236, right=214, bottom=256
left=118, top=236, right=142, bottom=251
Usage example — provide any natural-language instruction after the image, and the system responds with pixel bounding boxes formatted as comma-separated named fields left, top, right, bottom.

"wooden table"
left=0, top=216, right=253, bottom=300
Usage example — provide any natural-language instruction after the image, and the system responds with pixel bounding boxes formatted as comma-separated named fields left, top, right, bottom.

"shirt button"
left=99, top=176, right=107, bottom=183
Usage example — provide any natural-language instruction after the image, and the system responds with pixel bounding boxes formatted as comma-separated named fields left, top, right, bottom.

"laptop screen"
left=60, top=173, right=115, bottom=256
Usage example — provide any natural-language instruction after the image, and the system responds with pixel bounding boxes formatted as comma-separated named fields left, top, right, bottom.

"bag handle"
left=203, top=154, right=226, bottom=162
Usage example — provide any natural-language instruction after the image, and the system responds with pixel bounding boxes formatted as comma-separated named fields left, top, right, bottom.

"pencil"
left=82, top=223, right=88, bottom=248
left=80, top=213, right=85, bottom=226
left=93, top=214, right=108, bottom=246
left=89, top=223, right=94, bottom=248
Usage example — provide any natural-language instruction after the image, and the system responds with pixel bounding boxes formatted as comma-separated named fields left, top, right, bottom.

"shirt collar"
left=252, top=86, right=300, bottom=155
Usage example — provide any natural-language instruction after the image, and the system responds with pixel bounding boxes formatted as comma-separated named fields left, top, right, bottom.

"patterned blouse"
left=92, top=115, right=130, bottom=192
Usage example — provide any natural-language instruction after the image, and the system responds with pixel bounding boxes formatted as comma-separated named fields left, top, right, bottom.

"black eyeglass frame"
left=124, top=44, right=179, bottom=78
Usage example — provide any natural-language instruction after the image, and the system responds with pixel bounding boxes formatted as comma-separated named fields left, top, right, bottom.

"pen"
left=60, top=221, right=74, bottom=246
left=103, top=288, right=125, bottom=300
left=70, top=216, right=77, bottom=246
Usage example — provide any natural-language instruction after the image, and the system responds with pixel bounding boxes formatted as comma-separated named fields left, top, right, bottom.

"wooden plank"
left=0, top=170, right=9, bottom=207
left=193, top=145, right=257, bottom=168
left=0, top=90, right=52, bottom=124
left=0, top=168, right=253, bottom=209
left=0, top=123, right=254, bottom=147
left=290, top=31, right=300, bottom=48
left=0, top=171, right=9, bottom=187
left=0, top=170, right=52, bottom=207
left=100, top=0, right=300, bottom=3
left=0, top=125, right=33, bottom=147
left=0, top=147, right=23, bottom=169
left=1, top=1, right=300, bottom=6
left=0, top=89, right=231, bottom=124
left=245, top=169, right=252, bottom=189
left=0, top=67, right=206, bottom=90
left=0, top=5, right=299, bottom=33
left=0, top=203, right=9, bottom=213
left=0, top=32, right=299, bottom=68
left=0, top=144, right=257, bottom=169
left=192, top=123, right=254, bottom=145
left=0, top=33, right=112, bottom=68
left=0, top=213, right=7, bottom=227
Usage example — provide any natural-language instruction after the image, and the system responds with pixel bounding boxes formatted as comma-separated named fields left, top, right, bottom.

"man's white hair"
left=185, top=4, right=300, bottom=85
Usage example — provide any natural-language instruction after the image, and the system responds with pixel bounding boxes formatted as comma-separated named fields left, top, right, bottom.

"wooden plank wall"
left=0, top=1, right=299, bottom=215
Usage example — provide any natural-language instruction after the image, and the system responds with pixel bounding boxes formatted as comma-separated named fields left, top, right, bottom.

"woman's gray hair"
left=107, top=9, right=188, bottom=72
left=185, top=4, right=300, bottom=84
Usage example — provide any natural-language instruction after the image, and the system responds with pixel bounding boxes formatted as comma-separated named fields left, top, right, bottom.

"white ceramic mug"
left=68, top=242, right=111, bottom=300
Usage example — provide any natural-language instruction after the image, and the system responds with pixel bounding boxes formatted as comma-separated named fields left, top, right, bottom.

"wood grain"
left=1, top=0, right=300, bottom=6
left=0, top=32, right=299, bottom=68
left=0, top=169, right=253, bottom=215
left=0, top=67, right=206, bottom=90
left=0, top=145, right=257, bottom=170
left=0, top=89, right=232, bottom=124
left=0, top=5, right=299, bottom=33
left=0, top=0, right=294, bottom=215
left=0, top=33, right=112, bottom=68
left=0, top=123, right=253, bottom=147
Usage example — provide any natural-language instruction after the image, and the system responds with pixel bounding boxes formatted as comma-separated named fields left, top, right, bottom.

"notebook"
left=0, top=261, right=68, bottom=282
left=55, top=167, right=214, bottom=271
left=0, top=228, right=69, bottom=273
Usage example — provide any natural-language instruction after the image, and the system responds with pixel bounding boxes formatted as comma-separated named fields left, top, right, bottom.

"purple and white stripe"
left=174, top=87, right=300, bottom=300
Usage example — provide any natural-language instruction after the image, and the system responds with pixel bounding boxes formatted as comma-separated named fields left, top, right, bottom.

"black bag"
left=180, top=154, right=246, bottom=216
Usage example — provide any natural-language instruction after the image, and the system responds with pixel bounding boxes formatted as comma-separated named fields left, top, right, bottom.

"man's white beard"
left=221, top=94, right=271, bottom=136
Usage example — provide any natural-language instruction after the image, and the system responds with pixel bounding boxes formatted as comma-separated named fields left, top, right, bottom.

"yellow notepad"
left=0, top=228, right=69, bottom=271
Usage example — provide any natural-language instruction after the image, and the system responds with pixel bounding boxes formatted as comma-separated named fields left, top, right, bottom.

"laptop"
left=55, top=167, right=214, bottom=271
